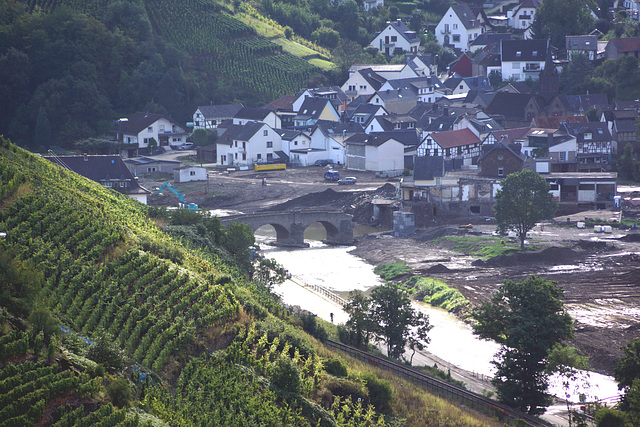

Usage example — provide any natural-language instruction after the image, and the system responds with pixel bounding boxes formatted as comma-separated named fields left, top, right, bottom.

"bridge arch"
left=221, top=211, right=354, bottom=247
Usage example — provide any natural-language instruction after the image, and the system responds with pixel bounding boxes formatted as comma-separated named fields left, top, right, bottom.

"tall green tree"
left=530, top=0, right=596, bottom=47
left=494, top=169, right=557, bottom=249
left=343, top=290, right=375, bottom=349
left=369, top=283, right=431, bottom=360
left=614, top=338, right=640, bottom=410
left=473, top=275, right=574, bottom=414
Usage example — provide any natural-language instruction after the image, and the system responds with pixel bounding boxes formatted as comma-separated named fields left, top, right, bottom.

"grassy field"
left=435, top=235, right=540, bottom=258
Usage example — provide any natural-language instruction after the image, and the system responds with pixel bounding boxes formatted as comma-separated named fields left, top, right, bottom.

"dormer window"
left=516, top=51, right=522, bottom=57
left=532, top=51, right=538, bottom=56
left=584, top=132, right=592, bottom=140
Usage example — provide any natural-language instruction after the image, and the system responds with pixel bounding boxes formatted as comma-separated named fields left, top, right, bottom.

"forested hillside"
left=0, top=138, right=501, bottom=425
left=0, top=0, right=326, bottom=151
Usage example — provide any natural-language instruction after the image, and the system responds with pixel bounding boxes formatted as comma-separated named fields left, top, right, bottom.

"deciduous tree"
left=494, top=169, right=557, bottom=249
left=473, top=275, right=573, bottom=414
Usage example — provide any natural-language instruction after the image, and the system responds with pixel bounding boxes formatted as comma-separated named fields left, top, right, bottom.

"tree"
left=407, top=311, right=432, bottom=365
left=473, top=275, right=574, bottom=414
left=614, top=338, right=640, bottom=411
left=494, top=169, right=558, bottom=249
left=369, top=283, right=431, bottom=360
left=343, top=290, right=375, bottom=349
left=531, top=0, right=595, bottom=47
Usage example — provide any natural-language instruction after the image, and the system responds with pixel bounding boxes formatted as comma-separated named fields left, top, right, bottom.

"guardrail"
left=289, top=277, right=347, bottom=306
left=324, top=339, right=549, bottom=426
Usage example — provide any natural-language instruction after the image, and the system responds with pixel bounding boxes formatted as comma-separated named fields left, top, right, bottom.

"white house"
left=506, top=0, right=542, bottom=30
left=308, top=123, right=345, bottom=165
left=500, top=39, right=548, bottom=82
left=114, top=112, right=187, bottom=158
left=345, top=133, right=408, bottom=172
left=435, top=4, right=483, bottom=52
left=348, top=64, right=419, bottom=80
left=193, top=104, right=243, bottom=130
left=341, top=67, right=387, bottom=102
left=174, top=166, right=207, bottom=183
left=363, top=0, right=384, bottom=11
left=279, top=129, right=314, bottom=166
left=369, top=19, right=420, bottom=57
left=417, top=128, right=482, bottom=165
left=217, top=122, right=283, bottom=166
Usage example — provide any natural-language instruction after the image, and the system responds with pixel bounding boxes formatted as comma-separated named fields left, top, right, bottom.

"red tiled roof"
left=532, top=115, right=587, bottom=129
left=430, top=128, right=481, bottom=148
left=611, top=38, right=640, bottom=53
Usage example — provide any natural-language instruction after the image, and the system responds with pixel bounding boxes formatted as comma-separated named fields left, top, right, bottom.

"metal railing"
left=324, top=339, right=549, bottom=426
left=289, top=276, right=347, bottom=306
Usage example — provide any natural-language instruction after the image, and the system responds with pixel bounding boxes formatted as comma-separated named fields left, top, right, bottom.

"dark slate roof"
left=566, top=35, right=598, bottom=51
left=357, top=68, right=387, bottom=92
left=414, top=156, right=445, bottom=180
left=614, top=100, right=640, bottom=110
left=218, top=122, right=265, bottom=143
left=124, top=157, right=181, bottom=166
left=45, top=155, right=150, bottom=195
left=387, top=19, right=420, bottom=43
left=531, top=115, right=587, bottom=129
left=267, top=95, right=296, bottom=111
left=451, top=4, right=480, bottom=30
left=297, top=97, right=332, bottom=118
left=278, top=129, right=307, bottom=140
left=314, top=120, right=364, bottom=137
left=471, top=33, right=512, bottom=47
left=478, top=138, right=526, bottom=164
left=424, top=115, right=457, bottom=132
left=346, top=103, right=386, bottom=121
left=116, top=112, right=170, bottom=135
left=197, top=103, right=244, bottom=119
left=561, top=122, right=612, bottom=141
left=501, top=39, right=548, bottom=62
left=565, top=94, right=610, bottom=113
left=346, top=131, right=418, bottom=147
left=235, top=107, right=272, bottom=121
left=485, top=92, right=538, bottom=119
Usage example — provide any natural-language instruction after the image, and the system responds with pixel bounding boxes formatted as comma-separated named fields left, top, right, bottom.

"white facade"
left=174, top=166, right=207, bottom=183
left=217, top=123, right=282, bottom=166
left=128, top=194, right=148, bottom=205
left=309, top=127, right=345, bottom=165
left=507, top=3, right=539, bottom=30
left=369, top=20, right=420, bottom=57
left=347, top=139, right=405, bottom=172
left=341, top=70, right=382, bottom=101
left=233, top=112, right=281, bottom=130
left=121, top=118, right=186, bottom=149
left=435, top=6, right=483, bottom=52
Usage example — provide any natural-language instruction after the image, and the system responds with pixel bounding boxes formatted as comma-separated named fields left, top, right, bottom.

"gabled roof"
left=429, top=128, right=482, bottom=148
left=356, top=68, right=387, bottom=92
left=314, top=120, right=364, bottom=138
left=478, top=137, right=526, bottom=164
left=278, top=129, right=308, bottom=141
left=385, top=19, right=420, bottom=43
left=346, top=131, right=419, bottom=147
left=235, top=107, right=273, bottom=121
left=116, top=112, right=173, bottom=135
left=450, top=4, right=481, bottom=30
left=501, top=39, right=548, bottom=62
left=196, top=103, right=244, bottom=119
left=267, top=95, right=296, bottom=111
left=565, top=94, right=610, bottom=113
left=296, top=97, right=334, bottom=120
left=487, top=127, right=531, bottom=143
left=424, top=115, right=457, bottom=132
left=512, top=0, right=542, bottom=12
left=561, top=122, right=612, bottom=141
left=565, top=35, right=598, bottom=51
left=485, top=92, right=540, bottom=119
left=471, top=33, right=512, bottom=47
left=218, top=122, right=267, bottom=143
left=609, top=37, right=640, bottom=53
left=123, top=157, right=181, bottom=166
left=45, top=155, right=150, bottom=195
left=345, top=103, right=386, bottom=121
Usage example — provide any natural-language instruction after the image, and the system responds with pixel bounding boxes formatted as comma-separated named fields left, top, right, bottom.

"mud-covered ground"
left=141, top=163, right=640, bottom=375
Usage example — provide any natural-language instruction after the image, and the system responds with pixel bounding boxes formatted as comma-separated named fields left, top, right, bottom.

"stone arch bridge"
left=221, top=211, right=354, bottom=247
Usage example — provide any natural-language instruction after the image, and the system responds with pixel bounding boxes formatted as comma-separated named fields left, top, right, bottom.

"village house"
left=369, top=19, right=420, bottom=57
left=345, top=131, right=417, bottom=173
left=279, top=129, right=314, bottom=166
left=559, top=122, right=615, bottom=172
left=601, top=109, right=640, bottom=151
left=477, top=136, right=528, bottom=177
left=417, top=128, right=482, bottom=165
left=293, top=97, right=340, bottom=127
left=114, top=112, right=187, bottom=158
left=605, top=37, right=640, bottom=60
left=435, top=4, right=484, bottom=52
left=500, top=39, right=549, bottom=82
left=193, top=103, right=243, bottom=130
left=216, top=121, right=283, bottom=166
left=506, top=0, right=542, bottom=30
left=123, top=157, right=182, bottom=178
left=341, top=68, right=387, bottom=102
left=233, top=106, right=281, bottom=129
left=565, top=35, right=599, bottom=61
left=293, top=87, right=349, bottom=115
left=46, top=155, right=151, bottom=204
left=485, top=92, right=544, bottom=129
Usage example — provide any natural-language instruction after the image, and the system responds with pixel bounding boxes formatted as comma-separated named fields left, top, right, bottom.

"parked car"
left=337, top=177, right=357, bottom=185
left=150, top=146, right=165, bottom=155
left=178, top=143, right=194, bottom=150
left=324, top=170, right=340, bottom=182
left=315, top=159, right=333, bottom=167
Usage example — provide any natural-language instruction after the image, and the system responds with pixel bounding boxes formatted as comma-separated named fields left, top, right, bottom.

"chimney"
left=83, top=153, right=88, bottom=162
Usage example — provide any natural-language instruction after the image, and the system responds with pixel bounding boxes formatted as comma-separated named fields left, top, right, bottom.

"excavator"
left=156, top=182, right=198, bottom=210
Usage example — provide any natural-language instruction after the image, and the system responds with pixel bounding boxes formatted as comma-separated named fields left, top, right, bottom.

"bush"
left=270, top=356, right=301, bottom=393
left=86, top=332, right=125, bottom=373
left=323, top=376, right=368, bottom=402
left=108, top=378, right=132, bottom=408
left=299, top=312, right=328, bottom=342
left=361, top=373, right=392, bottom=413
left=324, top=358, right=348, bottom=378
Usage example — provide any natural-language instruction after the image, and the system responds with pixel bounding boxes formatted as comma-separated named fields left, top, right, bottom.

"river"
left=254, top=224, right=622, bottom=403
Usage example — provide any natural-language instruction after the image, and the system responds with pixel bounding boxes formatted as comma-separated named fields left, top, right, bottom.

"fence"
left=289, top=276, right=346, bottom=306
left=324, top=339, right=549, bottom=427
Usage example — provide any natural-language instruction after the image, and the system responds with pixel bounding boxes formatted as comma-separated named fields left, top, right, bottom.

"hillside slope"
left=0, top=138, right=500, bottom=426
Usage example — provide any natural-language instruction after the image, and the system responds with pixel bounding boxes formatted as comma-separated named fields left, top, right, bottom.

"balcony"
left=523, top=64, right=541, bottom=73
left=440, top=29, right=451, bottom=34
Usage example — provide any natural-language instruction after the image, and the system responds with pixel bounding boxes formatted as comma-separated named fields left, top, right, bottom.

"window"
left=453, top=34, right=460, bottom=43
left=516, top=51, right=522, bottom=57
left=498, top=167, right=504, bottom=176
left=267, top=153, right=273, bottom=161
left=234, top=153, right=238, bottom=159
left=348, top=85, right=356, bottom=91
left=257, top=154, right=262, bottom=159
left=104, top=182, right=113, bottom=187
left=512, top=62, right=520, bottom=69
left=459, top=85, right=464, bottom=90
left=234, top=141, right=238, bottom=147
left=159, top=124, right=165, bottom=132
left=532, top=50, right=538, bottom=56
left=360, top=85, right=367, bottom=90
left=469, top=34, right=473, bottom=41
left=584, top=132, right=592, bottom=140
left=559, top=152, right=566, bottom=161
left=190, top=171, right=196, bottom=176
left=119, top=182, right=125, bottom=188
left=148, top=126, right=153, bottom=133
left=263, top=130, right=268, bottom=136
left=126, top=137, right=132, bottom=143
left=453, top=24, right=458, bottom=30
left=294, top=141, right=298, bottom=146
left=242, top=153, right=246, bottom=160
left=147, top=167, right=156, bottom=172
left=266, top=141, right=273, bottom=148
left=391, top=36, right=397, bottom=42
